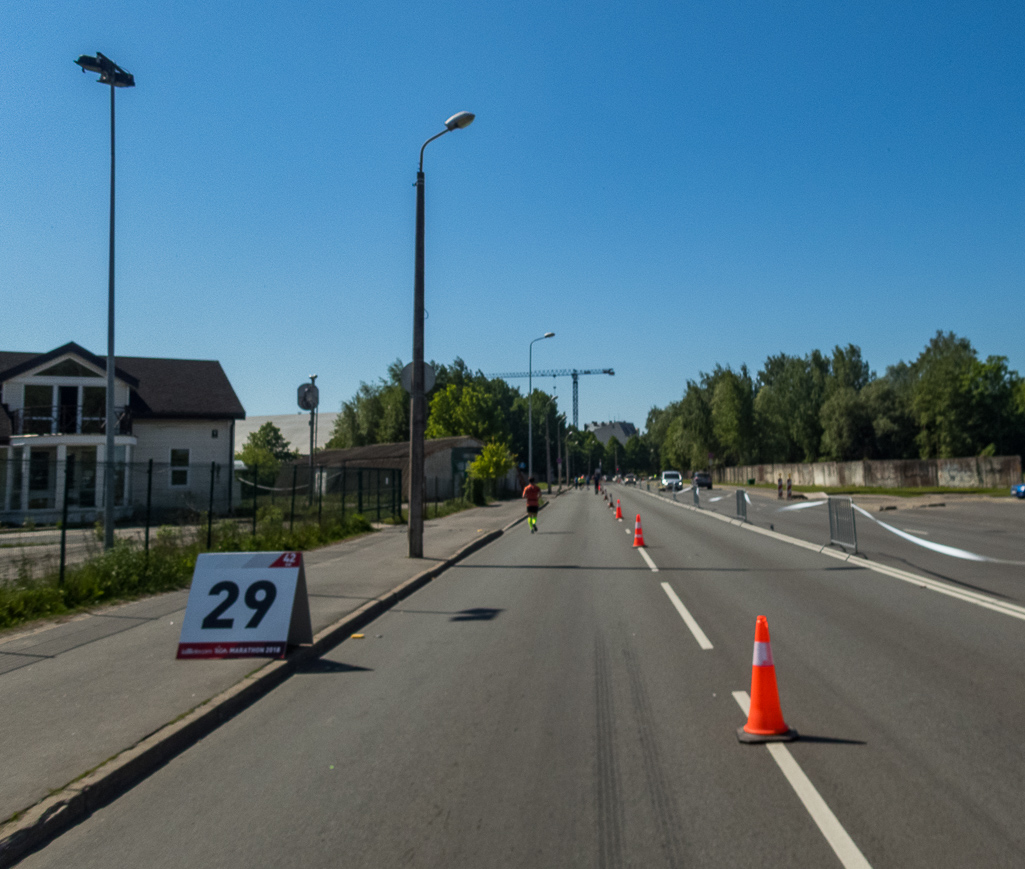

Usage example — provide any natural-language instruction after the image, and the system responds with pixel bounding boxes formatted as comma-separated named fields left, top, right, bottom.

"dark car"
left=692, top=471, right=712, bottom=489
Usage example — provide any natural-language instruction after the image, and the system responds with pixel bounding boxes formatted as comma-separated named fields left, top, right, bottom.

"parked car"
left=692, top=471, right=712, bottom=489
left=1012, top=484, right=1025, bottom=499
left=660, top=470, right=683, bottom=491
left=624, top=474, right=637, bottom=485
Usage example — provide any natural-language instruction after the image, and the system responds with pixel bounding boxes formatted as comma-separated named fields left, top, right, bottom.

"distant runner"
left=523, top=476, right=541, bottom=533
left=593, top=468, right=601, bottom=494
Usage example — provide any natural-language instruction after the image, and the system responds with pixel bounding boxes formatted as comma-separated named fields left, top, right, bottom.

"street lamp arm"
left=419, top=128, right=451, bottom=172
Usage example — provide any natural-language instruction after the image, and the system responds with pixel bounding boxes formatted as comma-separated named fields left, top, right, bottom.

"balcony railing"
left=10, top=405, right=132, bottom=436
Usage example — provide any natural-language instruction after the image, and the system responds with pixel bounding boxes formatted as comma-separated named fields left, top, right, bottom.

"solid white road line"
left=732, top=691, right=872, bottom=869
left=661, top=583, right=713, bottom=649
left=636, top=487, right=1025, bottom=624
left=639, top=548, right=658, bottom=572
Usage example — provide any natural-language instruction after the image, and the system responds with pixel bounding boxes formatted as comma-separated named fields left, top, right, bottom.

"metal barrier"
left=735, top=488, right=747, bottom=522
left=692, top=485, right=700, bottom=507
left=828, top=496, right=858, bottom=552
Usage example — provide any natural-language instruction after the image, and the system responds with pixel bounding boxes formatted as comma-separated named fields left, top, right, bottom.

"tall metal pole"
left=528, top=342, right=534, bottom=481
left=409, top=168, right=426, bottom=557
left=104, top=81, right=116, bottom=550
left=407, top=112, right=474, bottom=558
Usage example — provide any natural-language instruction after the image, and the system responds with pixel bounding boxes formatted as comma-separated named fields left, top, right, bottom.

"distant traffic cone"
left=737, top=615, right=797, bottom=743
left=615, top=499, right=623, bottom=520
left=632, top=514, right=646, bottom=547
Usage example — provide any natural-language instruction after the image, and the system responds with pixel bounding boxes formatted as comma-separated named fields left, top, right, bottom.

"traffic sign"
left=176, top=552, right=313, bottom=659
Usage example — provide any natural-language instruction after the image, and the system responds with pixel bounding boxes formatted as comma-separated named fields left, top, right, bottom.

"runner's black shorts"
left=526, top=505, right=538, bottom=515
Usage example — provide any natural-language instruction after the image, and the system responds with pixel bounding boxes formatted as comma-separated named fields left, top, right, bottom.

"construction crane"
left=488, top=368, right=614, bottom=429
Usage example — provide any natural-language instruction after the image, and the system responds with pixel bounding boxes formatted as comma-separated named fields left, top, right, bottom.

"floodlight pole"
left=527, top=333, right=555, bottom=481
left=408, top=112, right=474, bottom=558
left=75, top=53, right=135, bottom=549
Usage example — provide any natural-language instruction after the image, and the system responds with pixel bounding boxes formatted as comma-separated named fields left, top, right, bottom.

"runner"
left=522, top=476, right=541, bottom=533
left=593, top=468, right=601, bottom=494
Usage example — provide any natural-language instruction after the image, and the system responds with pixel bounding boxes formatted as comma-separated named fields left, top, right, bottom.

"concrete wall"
left=717, top=455, right=1022, bottom=489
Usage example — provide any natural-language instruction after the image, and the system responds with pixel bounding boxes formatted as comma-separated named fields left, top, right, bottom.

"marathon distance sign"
left=176, top=552, right=313, bottom=659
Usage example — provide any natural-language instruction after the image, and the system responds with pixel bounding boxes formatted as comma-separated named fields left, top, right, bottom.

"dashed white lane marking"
left=732, top=692, right=872, bottom=869
left=638, top=548, right=658, bottom=572
left=661, top=582, right=713, bottom=649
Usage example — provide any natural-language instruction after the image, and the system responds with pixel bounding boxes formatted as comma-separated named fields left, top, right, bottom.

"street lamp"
left=74, top=52, right=135, bottom=550
left=528, top=332, right=555, bottom=482
left=408, top=111, right=475, bottom=558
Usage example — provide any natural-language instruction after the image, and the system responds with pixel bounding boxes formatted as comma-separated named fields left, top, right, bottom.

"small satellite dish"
left=297, top=383, right=319, bottom=410
left=400, top=362, right=436, bottom=394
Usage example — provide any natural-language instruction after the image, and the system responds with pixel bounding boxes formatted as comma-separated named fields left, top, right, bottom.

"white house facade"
left=0, top=343, right=245, bottom=525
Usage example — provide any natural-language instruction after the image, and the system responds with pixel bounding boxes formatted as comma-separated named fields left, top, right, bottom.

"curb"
left=0, top=522, right=515, bottom=868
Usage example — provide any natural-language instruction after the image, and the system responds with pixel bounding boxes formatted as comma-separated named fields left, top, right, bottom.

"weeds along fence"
left=0, top=458, right=402, bottom=585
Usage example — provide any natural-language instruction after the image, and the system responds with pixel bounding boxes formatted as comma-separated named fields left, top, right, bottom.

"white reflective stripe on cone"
left=753, top=641, right=774, bottom=666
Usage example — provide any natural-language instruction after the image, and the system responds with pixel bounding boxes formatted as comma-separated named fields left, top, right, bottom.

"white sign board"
left=177, top=551, right=313, bottom=659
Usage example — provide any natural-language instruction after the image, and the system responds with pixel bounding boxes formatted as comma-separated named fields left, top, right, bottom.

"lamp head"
left=544, top=332, right=555, bottom=338
left=75, top=52, right=135, bottom=87
left=444, top=111, right=475, bottom=130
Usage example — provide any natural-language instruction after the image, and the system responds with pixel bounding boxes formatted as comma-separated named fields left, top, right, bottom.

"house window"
left=170, top=449, right=190, bottom=487
left=24, top=384, right=54, bottom=434
left=211, top=429, right=218, bottom=438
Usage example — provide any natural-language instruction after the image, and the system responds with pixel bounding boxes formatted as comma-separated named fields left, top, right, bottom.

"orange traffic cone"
left=737, top=615, right=797, bottom=743
left=615, top=499, right=623, bottom=520
left=632, top=514, right=646, bottom=547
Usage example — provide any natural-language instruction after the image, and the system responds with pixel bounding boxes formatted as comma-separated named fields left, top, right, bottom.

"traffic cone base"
left=737, top=615, right=797, bottom=744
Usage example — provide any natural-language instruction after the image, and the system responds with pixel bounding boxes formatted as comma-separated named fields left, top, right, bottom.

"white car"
left=660, top=470, right=683, bottom=491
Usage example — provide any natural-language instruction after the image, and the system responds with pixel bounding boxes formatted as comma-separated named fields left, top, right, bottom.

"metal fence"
left=1, top=457, right=236, bottom=527
left=735, top=488, right=748, bottom=522
left=239, top=464, right=404, bottom=528
left=828, top=496, right=858, bottom=552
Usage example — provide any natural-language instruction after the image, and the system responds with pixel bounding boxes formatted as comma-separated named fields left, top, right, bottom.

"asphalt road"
left=19, top=489, right=1025, bottom=867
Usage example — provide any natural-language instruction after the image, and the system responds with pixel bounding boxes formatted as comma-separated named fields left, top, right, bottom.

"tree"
left=326, top=360, right=408, bottom=448
left=467, top=441, right=517, bottom=497
left=425, top=383, right=508, bottom=442
left=235, top=422, right=297, bottom=488
left=910, top=332, right=978, bottom=458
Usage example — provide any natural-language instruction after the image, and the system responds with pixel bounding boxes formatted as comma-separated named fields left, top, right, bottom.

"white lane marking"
left=636, top=486, right=1025, bottom=624
left=776, top=500, right=828, bottom=511
left=709, top=495, right=726, bottom=502
left=732, top=692, right=873, bottom=869
left=901, top=529, right=929, bottom=536
left=638, top=548, right=658, bottom=572
left=661, top=583, right=713, bottom=649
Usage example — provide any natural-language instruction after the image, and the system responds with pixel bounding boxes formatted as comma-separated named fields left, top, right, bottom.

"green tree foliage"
left=326, top=360, right=408, bottom=448
left=467, top=440, right=516, bottom=494
left=646, top=334, right=1023, bottom=469
left=236, top=422, right=298, bottom=486
left=426, top=383, right=507, bottom=442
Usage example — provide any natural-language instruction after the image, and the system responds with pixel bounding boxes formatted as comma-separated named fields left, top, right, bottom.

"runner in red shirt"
left=522, top=476, right=542, bottom=534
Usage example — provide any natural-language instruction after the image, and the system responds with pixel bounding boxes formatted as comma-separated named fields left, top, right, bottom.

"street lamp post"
left=527, top=332, right=555, bottom=482
left=409, top=111, right=475, bottom=558
left=74, top=52, right=135, bottom=550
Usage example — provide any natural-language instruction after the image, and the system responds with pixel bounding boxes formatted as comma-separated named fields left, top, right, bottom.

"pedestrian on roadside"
left=593, top=468, right=601, bottom=494
left=523, top=476, right=541, bottom=533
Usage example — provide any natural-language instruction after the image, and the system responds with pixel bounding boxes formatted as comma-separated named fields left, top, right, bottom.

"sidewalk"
left=0, top=499, right=528, bottom=837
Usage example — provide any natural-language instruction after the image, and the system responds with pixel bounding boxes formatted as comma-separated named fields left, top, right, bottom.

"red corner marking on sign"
left=269, top=552, right=302, bottom=568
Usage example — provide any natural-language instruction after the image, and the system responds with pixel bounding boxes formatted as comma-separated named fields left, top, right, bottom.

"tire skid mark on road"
left=623, top=647, right=687, bottom=867
left=594, top=634, right=625, bottom=869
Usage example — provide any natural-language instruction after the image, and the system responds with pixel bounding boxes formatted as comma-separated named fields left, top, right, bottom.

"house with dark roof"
left=0, top=342, right=245, bottom=524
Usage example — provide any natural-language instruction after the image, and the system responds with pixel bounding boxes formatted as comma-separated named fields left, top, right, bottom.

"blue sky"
left=2, top=1, right=1022, bottom=435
